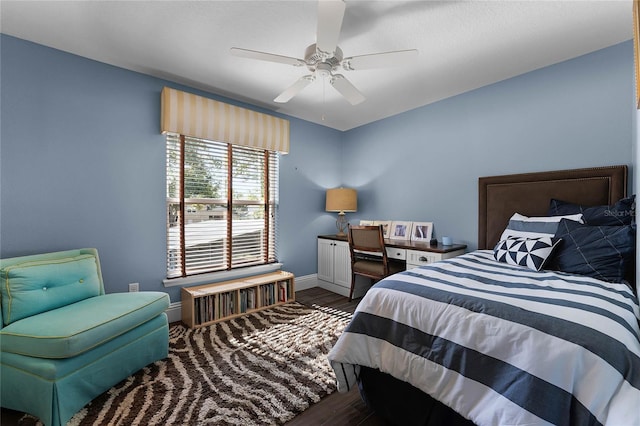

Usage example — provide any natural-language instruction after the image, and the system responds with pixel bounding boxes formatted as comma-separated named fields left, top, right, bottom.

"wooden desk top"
left=318, top=234, right=467, bottom=254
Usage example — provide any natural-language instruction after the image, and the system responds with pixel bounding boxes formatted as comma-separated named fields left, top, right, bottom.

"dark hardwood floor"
left=287, top=287, right=389, bottom=426
left=1, top=287, right=388, bottom=426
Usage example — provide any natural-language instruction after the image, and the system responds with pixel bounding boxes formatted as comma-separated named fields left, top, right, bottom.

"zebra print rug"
left=18, top=302, right=352, bottom=426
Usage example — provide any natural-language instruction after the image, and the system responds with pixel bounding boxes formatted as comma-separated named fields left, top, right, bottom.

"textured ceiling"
left=0, top=0, right=633, bottom=131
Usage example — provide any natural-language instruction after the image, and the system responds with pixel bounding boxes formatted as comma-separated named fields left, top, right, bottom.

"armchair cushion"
left=0, top=292, right=169, bottom=358
left=1, top=253, right=103, bottom=325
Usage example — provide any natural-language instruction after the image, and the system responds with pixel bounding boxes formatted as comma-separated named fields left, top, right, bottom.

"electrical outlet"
left=128, top=282, right=139, bottom=292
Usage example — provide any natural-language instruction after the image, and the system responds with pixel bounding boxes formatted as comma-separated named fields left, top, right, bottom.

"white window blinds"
left=166, top=134, right=278, bottom=278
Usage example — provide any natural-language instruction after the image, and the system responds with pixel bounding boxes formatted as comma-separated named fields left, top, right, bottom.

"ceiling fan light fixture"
left=230, top=0, right=416, bottom=106
left=316, top=62, right=333, bottom=78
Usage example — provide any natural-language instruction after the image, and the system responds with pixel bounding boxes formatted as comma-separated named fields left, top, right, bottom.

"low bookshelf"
left=181, top=271, right=295, bottom=328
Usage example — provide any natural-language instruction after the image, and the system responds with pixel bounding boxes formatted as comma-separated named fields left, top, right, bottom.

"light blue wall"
left=279, top=120, right=343, bottom=268
left=343, top=41, right=634, bottom=250
left=0, top=35, right=341, bottom=302
left=0, top=35, right=634, bottom=302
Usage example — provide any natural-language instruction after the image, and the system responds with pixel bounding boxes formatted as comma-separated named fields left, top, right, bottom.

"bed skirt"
left=357, top=366, right=476, bottom=426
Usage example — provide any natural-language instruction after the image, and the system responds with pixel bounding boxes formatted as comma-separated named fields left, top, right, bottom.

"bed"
left=328, top=165, right=639, bottom=426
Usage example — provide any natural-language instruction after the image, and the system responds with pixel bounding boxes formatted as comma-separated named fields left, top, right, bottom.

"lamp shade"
left=326, top=188, right=357, bottom=213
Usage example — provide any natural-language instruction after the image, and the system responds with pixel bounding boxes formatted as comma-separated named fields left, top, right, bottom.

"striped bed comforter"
left=328, top=250, right=640, bottom=426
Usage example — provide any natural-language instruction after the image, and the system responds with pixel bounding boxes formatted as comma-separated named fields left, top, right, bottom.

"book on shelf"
left=209, top=295, right=216, bottom=320
left=219, top=292, right=229, bottom=317
left=239, top=287, right=257, bottom=312
left=277, top=280, right=288, bottom=302
left=263, top=283, right=275, bottom=305
left=194, top=294, right=217, bottom=325
left=248, top=287, right=255, bottom=309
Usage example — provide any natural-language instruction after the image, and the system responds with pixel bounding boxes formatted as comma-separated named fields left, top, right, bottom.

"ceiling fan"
left=230, top=0, right=418, bottom=105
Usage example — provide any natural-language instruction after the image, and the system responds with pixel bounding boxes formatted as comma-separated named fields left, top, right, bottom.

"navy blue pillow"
left=548, top=195, right=635, bottom=226
left=549, top=219, right=635, bottom=283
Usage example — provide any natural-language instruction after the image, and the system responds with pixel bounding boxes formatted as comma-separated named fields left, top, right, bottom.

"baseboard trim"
left=317, top=277, right=371, bottom=299
left=167, top=273, right=320, bottom=324
left=294, top=273, right=317, bottom=291
left=316, top=279, right=350, bottom=298
left=166, top=301, right=182, bottom=324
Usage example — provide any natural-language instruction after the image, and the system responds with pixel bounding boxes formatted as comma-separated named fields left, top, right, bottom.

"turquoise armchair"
left=0, top=248, right=170, bottom=426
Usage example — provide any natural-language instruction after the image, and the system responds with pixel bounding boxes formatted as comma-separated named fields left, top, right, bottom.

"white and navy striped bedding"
left=328, top=250, right=640, bottom=426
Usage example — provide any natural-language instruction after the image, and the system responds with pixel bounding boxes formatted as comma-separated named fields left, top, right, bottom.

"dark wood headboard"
left=478, top=165, right=628, bottom=250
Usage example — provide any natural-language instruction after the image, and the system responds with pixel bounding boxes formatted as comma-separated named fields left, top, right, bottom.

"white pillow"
left=499, top=213, right=583, bottom=241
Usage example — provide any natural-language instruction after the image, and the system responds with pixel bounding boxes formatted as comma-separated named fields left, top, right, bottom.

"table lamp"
left=325, top=188, right=357, bottom=236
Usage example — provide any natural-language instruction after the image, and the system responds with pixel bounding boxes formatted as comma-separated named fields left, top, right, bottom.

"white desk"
left=317, top=234, right=466, bottom=297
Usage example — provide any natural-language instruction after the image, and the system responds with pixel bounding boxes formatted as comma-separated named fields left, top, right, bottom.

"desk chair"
left=347, top=225, right=405, bottom=301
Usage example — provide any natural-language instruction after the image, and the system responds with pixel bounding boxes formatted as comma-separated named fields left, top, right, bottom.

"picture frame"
left=373, top=220, right=391, bottom=238
left=359, top=220, right=374, bottom=225
left=410, top=221, right=433, bottom=242
left=389, top=221, right=412, bottom=240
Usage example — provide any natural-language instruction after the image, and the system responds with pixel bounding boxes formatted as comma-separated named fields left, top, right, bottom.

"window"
left=166, top=134, right=278, bottom=278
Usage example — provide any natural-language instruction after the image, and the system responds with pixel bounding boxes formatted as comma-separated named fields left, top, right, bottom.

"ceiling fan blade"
left=330, top=74, right=365, bottom=105
left=316, top=0, right=345, bottom=56
left=230, top=47, right=305, bottom=67
left=342, top=49, right=419, bottom=71
left=274, top=75, right=315, bottom=103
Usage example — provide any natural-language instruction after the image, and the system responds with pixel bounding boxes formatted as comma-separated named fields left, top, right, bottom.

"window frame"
left=165, top=133, right=279, bottom=280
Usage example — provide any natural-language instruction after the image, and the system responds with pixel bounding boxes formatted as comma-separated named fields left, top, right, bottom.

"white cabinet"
left=406, top=248, right=465, bottom=269
left=317, top=238, right=351, bottom=290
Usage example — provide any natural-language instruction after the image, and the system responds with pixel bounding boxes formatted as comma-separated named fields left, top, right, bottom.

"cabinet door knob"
left=419, top=256, right=428, bottom=262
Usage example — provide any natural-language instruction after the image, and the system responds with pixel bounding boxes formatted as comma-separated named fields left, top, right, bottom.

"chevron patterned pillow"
left=493, top=236, right=561, bottom=271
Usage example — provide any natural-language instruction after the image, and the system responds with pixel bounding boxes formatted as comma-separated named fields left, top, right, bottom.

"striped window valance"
left=160, top=87, right=290, bottom=154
